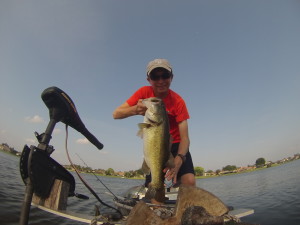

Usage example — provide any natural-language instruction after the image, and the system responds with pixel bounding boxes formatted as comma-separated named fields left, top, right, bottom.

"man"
left=113, top=59, right=195, bottom=187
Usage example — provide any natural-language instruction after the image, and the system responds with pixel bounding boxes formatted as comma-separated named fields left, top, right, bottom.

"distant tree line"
left=2, top=143, right=299, bottom=178
left=63, top=157, right=286, bottom=177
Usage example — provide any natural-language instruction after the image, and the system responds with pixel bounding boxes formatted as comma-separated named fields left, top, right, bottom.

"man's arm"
left=113, top=100, right=147, bottom=119
left=165, top=120, right=190, bottom=183
left=177, top=120, right=190, bottom=156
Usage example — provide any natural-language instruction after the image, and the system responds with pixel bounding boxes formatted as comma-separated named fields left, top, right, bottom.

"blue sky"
left=1, top=0, right=300, bottom=171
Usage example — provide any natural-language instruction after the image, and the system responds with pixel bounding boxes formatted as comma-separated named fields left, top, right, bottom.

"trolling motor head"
left=19, top=87, right=103, bottom=225
left=20, top=86, right=104, bottom=198
left=41, top=86, right=103, bottom=150
left=21, top=86, right=105, bottom=198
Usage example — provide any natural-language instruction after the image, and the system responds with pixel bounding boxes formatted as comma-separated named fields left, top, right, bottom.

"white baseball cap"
left=146, top=59, right=172, bottom=75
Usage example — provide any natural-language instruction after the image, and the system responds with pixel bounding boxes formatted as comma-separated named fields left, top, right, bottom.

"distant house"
left=116, top=171, right=125, bottom=177
left=204, top=172, right=216, bottom=176
left=219, top=170, right=237, bottom=175
left=237, top=166, right=255, bottom=172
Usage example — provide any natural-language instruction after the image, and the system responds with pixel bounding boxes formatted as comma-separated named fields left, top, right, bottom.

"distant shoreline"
left=0, top=148, right=21, bottom=157
left=66, top=161, right=287, bottom=180
left=1, top=147, right=299, bottom=180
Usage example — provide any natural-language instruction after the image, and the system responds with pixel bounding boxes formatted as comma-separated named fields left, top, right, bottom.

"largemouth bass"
left=138, top=97, right=174, bottom=203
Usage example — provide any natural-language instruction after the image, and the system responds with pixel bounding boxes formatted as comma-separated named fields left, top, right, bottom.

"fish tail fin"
left=145, top=184, right=166, bottom=203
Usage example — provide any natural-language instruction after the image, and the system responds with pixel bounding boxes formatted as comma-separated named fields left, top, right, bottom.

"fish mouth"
left=143, top=97, right=161, bottom=105
left=150, top=98, right=161, bottom=103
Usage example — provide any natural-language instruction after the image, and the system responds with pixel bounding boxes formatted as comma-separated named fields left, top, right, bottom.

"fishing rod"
left=75, top=153, right=119, bottom=199
left=64, top=125, right=122, bottom=216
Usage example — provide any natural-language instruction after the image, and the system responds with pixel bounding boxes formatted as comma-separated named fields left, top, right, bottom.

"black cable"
left=64, top=125, right=122, bottom=216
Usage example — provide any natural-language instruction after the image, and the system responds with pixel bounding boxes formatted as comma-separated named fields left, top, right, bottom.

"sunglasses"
left=149, top=72, right=172, bottom=81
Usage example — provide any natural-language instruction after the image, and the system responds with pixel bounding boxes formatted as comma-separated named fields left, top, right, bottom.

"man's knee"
left=180, top=173, right=196, bottom=186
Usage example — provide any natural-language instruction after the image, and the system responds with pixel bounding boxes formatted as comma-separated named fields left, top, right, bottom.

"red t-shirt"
left=126, top=86, right=190, bottom=143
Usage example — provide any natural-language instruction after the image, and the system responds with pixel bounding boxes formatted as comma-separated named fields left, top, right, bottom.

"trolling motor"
left=19, top=86, right=103, bottom=225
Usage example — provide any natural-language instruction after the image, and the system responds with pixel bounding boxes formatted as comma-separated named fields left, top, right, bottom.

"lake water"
left=1, top=150, right=299, bottom=225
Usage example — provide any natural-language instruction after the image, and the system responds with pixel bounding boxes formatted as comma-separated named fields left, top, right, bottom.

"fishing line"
left=75, top=153, right=118, bottom=199
left=64, top=125, right=122, bottom=216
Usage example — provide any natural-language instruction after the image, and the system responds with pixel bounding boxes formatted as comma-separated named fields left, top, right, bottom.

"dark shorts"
left=171, top=142, right=195, bottom=177
left=145, top=142, right=194, bottom=186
